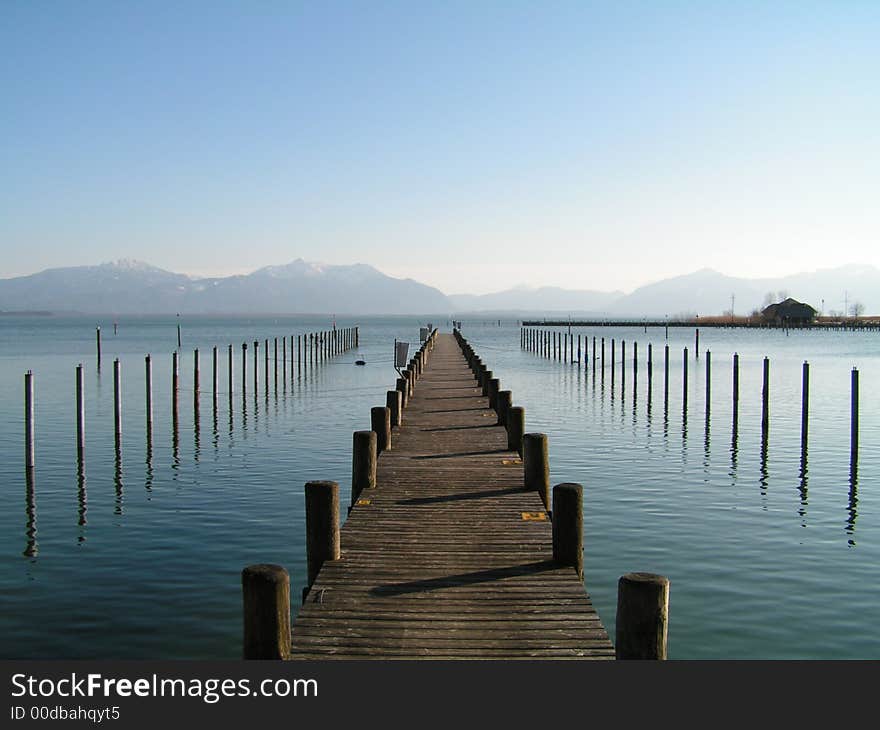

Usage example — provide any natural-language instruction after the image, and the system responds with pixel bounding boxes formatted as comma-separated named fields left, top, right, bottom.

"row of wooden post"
left=241, top=329, right=438, bottom=660
left=22, top=327, right=359, bottom=468
left=520, top=328, right=860, bottom=461
left=457, top=329, right=669, bottom=660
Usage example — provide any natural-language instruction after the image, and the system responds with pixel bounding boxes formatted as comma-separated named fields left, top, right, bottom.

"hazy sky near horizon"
left=2, top=1, right=877, bottom=295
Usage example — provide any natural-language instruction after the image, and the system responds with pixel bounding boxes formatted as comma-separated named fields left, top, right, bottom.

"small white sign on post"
left=394, top=341, right=409, bottom=369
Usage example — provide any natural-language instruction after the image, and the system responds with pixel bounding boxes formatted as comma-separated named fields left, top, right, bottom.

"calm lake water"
left=1, top=315, right=877, bottom=659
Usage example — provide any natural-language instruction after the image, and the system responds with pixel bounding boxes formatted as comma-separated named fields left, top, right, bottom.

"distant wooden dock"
left=286, top=333, right=614, bottom=659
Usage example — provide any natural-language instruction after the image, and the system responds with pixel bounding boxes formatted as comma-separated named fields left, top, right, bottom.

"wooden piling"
left=507, top=406, right=525, bottom=455
left=242, top=564, right=290, bottom=660
left=172, top=351, right=179, bottom=422
left=305, top=480, right=340, bottom=589
left=396, top=377, right=409, bottom=409
left=193, top=348, right=200, bottom=394
left=352, top=430, right=378, bottom=506
left=24, top=371, right=34, bottom=469
left=145, top=355, right=153, bottom=435
left=615, top=572, right=670, bottom=660
left=228, top=345, right=234, bottom=397
left=523, top=433, right=549, bottom=510
left=488, top=377, right=500, bottom=410
left=801, top=361, right=809, bottom=450
left=664, top=345, right=669, bottom=409
left=113, top=358, right=122, bottom=447
left=705, top=350, right=710, bottom=413
left=76, top=364, right=85, bottom=457
left=253, top=340, right=259, bottom=393
left=761, top=357, right=770, bottom=437
left=851, top=368, right=859, bottom=461
left=96, top=327, right=102, bottom=369
left=264, top=338, right=269, bottom=396
left=387, top=389, right=402, bottom=428
left=552, top=483, right=583, bottom=581
left=371, top=406, right=391, bottom=453
left=695, top=329, right=699, bottom=358
left=212, top=346, right=218, bottom=403
left=496, top=389, right=512, bottom=426
left=241, top=343, right=248, bottom=395
left=682, top=348, right=688, bottom=413
left=732, top=353, right=739, bottom=428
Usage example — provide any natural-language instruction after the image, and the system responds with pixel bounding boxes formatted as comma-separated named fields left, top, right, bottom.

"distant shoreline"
left=0, top=310, right=53, bottom=317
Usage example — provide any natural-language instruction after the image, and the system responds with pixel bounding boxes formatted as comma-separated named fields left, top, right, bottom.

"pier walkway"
left=289, top=333, right=614, bottom=659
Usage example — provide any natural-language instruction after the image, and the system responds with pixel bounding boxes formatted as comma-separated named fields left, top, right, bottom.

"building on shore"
left=761, top=297, right=817, bottom=325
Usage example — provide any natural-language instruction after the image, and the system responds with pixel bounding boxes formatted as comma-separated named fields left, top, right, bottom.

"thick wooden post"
left=96, top=326, right=102, bottom=370
left=705, top=350, right=711, bottom=413
left=305, top=480, right=340, bottom=589
left=253, top=340, right=260, bottom=393
left=242, top=564, right=290, bottom=660
left=352, top=430, right=377, bottom=506
left=387, top=389, right=402, bottom=428
left=24, top=371, right=35, bottom=469
left=488, top=378, right=500, bottom=410
left=371, top=406, right=391, bottom=452
left=396, top=377, right=409, bottom=409
left=482, top=370, right=494, bottom=396
left=552, top=483, right=583, bottom=581
left=523, top=433, right=550, bottom=509
left=507, top=406, right=525, bottom=455
left=496, top=390, right=512, bottom=426
left=615, top=572, right=670, bottom=660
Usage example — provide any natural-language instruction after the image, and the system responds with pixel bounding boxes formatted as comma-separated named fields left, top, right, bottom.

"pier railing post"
left=523, top=433, right=549, bottom=509
left=396, top=377, right=409, bottom=409
left=305, top=480, right=340, bottom=592
left=371, top=406, right=391, bottom=452
left=496, top=390, right=512, bottom=426
left=481, top=370, right=493, bottom=396
left=615, top=572, right=670, bottom=660
left=488, top=378, right=500, bottom=410
left=387, top=389, right=402, bottom=428
left=507, top=406, right=525, bottom=455
left=242, top=564, right=291, bottom=660
left=352, top=430, right=377, bottom=506
left=552, top=483, right=583, bottom=580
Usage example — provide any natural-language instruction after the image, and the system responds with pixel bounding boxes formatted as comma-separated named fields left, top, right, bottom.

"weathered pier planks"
left=287, top=332, right=615, bottom=659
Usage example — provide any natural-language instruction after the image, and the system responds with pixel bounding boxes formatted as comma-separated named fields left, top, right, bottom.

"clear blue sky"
left=2, top=1, right=877, bottom=294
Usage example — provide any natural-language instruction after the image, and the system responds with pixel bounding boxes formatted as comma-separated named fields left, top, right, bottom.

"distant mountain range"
left=0, top=259, right=877, bottom=316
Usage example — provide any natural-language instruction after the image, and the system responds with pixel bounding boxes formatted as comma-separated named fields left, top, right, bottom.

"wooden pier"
left=287, top=332, right=614, bottom=659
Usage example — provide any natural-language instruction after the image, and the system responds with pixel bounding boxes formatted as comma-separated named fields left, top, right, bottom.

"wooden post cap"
left=615, top=572, right=670, bottom=660
left=242, top=564, right=291, bottom=660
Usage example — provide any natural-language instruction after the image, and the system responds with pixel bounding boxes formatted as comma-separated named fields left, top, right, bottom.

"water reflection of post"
left=759, top=423, right=769, bottom=498
left=114, top=443, right=124, bottom=516
left=797, top=440, right=808, bottom=524
left=77, top=457, right=87, bottom=541
left=145, top=433, right=154, bottom=494
left=24, top=468, right=37, bottom=558
left=846, top=459, right=858, bottom=545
